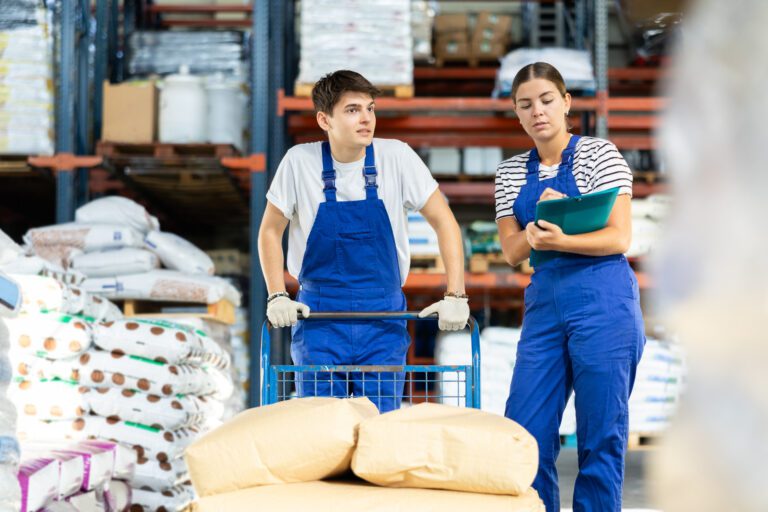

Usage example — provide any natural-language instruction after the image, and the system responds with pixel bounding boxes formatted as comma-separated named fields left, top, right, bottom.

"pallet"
left=118, top=298, right=236, bottom=325
left=435, top=56, right=502, bottom=68
left=469, top=253, right=533, bottom=274
left=410, top=254, right=445, bottom=273
left=627, top=431, right=662, bottom=450
left=294, top=82, right=414, bottom=99
left=97, top=141, right=238, bottom=159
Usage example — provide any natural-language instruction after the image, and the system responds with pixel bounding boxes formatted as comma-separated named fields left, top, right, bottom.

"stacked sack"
left=0, top=1, right=54, bottom=155
left=185, top=398, right=545, bottom=511
left=23, top=196, right=240, bottom=307
left=629, top=335, right=686, bottom=433
left=12, top=314, right=236, bottom=511
left=627, top=194, right=672, bottom=258
left=435, top=327, right=577, bottom=436
left=0, top=272, right=21, bottom=511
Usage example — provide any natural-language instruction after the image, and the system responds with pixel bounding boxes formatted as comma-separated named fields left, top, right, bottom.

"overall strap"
left=321, top=141, right=337, bottom=202
left=363, top=143, right=378, bottom=200
left=557, top=134, right=580, bottom=175
left=525, top=148, right=540, bottom=185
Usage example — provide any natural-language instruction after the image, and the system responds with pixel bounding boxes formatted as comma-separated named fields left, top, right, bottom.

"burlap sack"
left=185, top=397, right=378, bottom=497
left=351, top=402, right=538, bottom=495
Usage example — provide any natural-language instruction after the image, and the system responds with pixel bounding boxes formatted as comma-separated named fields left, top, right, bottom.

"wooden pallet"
left=627, top=431, right=662, bottom=450
left=410, top=254, right=445, bottom=273
left=97, top=141, right=238, bottom=159
left=434, top=56, right=502, bottom=68
left=118, top=298, right=235, bottom=325
left=294, top=82, right=414, bottom=99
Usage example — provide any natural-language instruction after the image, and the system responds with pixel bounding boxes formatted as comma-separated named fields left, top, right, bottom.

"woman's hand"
left=526, top=220, right=566, bottom=251
left=538, top=187, right=567, bottom=203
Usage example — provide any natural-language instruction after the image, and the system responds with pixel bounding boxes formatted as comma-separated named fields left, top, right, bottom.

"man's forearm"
left=258, top=231, right=287, bottom=294
left=436, top=221, right=466, bottom=294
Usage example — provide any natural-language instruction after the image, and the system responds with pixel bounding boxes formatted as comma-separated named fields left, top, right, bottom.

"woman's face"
left=513, top=78, right=571, bottom=142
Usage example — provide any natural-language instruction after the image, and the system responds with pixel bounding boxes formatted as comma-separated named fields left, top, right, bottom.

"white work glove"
left=418, top=296, right=470, bottom=331
left=267, top=296, right=310, bottom=328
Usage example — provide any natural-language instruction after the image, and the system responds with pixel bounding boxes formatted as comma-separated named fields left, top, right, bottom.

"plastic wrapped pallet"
left=0, top=5, right=54, bottom=155
left=494, top=48, right=596, bottom=98
left=128, top=30, right=246, bottom=77
left=298, top=0, right=412, bottom=86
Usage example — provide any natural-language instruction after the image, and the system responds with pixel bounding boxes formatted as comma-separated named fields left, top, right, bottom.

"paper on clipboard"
left=530, top=187, right=620, bottom=267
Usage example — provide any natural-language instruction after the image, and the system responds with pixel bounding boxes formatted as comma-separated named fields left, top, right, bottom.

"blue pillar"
left=248, top=0, right=270, bottom=407
left=56, top=0, right=77, bottom=223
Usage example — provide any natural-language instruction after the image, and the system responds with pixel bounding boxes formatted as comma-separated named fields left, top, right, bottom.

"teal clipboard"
left=530, top=187, right=620, bottom=267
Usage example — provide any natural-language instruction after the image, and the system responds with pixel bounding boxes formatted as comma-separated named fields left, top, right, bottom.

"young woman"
left=495, top=62, right=645, bottom=512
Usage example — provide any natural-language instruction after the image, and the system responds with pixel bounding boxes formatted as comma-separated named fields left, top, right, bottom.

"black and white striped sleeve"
left=587, top=140, right=633, bottom=196
left=495, top=155, right=528, bottom=222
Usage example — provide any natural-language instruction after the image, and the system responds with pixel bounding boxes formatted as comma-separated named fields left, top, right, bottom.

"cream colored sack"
left=352, top=402, right=538, bottom=495
left=195, top=479, right=546, bottom=512
left=185, top=397, right=378, bottom=497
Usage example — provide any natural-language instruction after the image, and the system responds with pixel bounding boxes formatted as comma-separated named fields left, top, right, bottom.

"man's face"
left=317, top=91, right=376, bottom=151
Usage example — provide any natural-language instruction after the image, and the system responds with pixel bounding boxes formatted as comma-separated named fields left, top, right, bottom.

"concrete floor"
left=555, top=448, right=656, bottom=511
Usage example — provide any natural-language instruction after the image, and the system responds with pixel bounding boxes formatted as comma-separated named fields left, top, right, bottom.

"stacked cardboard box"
left=434, top=11, right=512, bottom=67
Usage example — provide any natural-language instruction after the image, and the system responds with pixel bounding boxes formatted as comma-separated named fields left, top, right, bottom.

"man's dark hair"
left=311, top=70, right=381, bottom=114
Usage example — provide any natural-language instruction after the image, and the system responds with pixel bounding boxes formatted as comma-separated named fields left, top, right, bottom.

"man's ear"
left=316, top=111, right=331, bottom=132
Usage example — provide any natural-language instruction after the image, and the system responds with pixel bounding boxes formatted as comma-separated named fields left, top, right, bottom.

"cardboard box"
left=474, top=12, right=513, bottom=40
left=470, top=37, right=507, bottom=61
left=102, top=81, right=157, bottom=143
left=434, top=13, right=469, bottom=34
left=435, top=35, right=470, bottom=62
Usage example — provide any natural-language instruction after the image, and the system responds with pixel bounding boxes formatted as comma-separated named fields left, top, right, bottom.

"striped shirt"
left=495, top=136, right=633, bottom=222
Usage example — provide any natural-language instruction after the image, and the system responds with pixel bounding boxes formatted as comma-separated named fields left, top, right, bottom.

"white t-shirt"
left=267, top=138, right=439, bottom=285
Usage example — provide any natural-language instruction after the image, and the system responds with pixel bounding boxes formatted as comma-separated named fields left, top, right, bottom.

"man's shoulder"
left=372, top=137, right=409, bottom=155
left=285, top=141, right=322, bottom=162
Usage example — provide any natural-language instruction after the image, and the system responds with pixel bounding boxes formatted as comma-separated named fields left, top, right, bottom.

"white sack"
left=145, top=231, right=214, bottom=275
left=75, top=196, right=160, bottom=234
left=69, top=248, right=160, bottom=278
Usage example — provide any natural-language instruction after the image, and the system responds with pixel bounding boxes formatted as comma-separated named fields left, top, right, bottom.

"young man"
left=258, top=70, right=468, bottom=412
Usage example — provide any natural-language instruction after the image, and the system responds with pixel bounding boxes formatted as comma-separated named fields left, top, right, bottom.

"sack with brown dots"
left=11, top=274, right=67, bottom=314
left=130, top=482, right=193, bottom=510
left=8, top=378, right=88, bottom=421
left=76, top=348, right=211, bottom=397
left=93, top=318, right=207, bottom=365
left=6, top=311, right=93, bottom=359
left=81, top=416, right=200, bottom=465
left=82, top=387, right=206, bottom=430
left=130, top=460, right=191, bottom=494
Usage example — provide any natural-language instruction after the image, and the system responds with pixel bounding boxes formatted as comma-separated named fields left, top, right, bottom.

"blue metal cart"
left=260, top=311, right=481, bottom=409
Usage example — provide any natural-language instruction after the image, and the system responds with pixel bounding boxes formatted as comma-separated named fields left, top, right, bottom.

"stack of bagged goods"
left=434, top=11, right=512, bottom=67
left=434, top=327, right=578, bottom=438
left=0, top=271, right=21, bottom=511
left=11, top=314, right=236, bottom=511
left=23, top=196, right=241, bottom=308
left=494, top=47, right=596, bottom=97
left=0, top=1, right=54, bottom=155
left=297, top=0, right=412, bottom=87
left=185, top=398, right=545, bottom=511
left=627, top=194, right=672, bottom=258
left=17, top=440, right=132, bottom=511
left=630, top=335, right=686, bottom=433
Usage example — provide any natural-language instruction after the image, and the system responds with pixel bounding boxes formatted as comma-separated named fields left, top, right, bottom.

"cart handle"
left=259, top=312, right=481, bottom=408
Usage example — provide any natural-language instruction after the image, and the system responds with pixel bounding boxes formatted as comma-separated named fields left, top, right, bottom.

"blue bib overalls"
left=506, top=135, right=646, bottom=512
left=290, top=142, right=409, bottom=413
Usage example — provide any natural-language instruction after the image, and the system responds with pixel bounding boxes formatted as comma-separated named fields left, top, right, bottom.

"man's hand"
left=525, top=220, right=565, bottom=251
left=418, top=296, right=469, bottom=331
left=267, top=296, right=310, bottom=328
